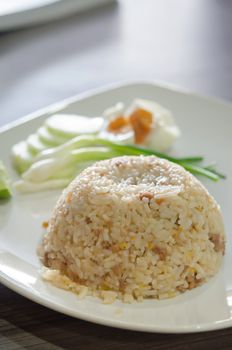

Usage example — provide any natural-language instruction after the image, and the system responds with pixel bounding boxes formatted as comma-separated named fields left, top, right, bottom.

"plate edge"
left=1, top=79, right=232, bottom=134
left=0, top=271, right=231, bottom=334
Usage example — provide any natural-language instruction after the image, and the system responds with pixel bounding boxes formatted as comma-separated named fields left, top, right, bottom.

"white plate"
left=0, top=0, right=114, bottom=31
left=0, top=82, right=232, bottom=334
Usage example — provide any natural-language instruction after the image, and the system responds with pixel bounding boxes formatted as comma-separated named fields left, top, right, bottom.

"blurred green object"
left=0, top=161, right=11, bottom=199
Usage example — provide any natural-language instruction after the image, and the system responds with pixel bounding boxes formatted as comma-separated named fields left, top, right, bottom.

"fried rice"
left=39, top=156, right=225, bottom=303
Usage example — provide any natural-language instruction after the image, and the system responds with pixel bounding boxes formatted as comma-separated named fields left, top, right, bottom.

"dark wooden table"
left=1, top=0, right=232, bottom=348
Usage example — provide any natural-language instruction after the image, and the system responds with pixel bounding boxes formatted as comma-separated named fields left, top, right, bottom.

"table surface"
left=1, top=0, right=232, bottom=348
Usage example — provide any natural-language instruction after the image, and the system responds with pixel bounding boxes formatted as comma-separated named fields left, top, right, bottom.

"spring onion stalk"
left=22, top=147, right=120, bottom=182
left=14, top=178, right=72, bottom=193
left=94, top=138, right=204, bottom=163
left=180, top=163, right=220, bottom=182
left=203, top=164, right=226, bottom=179
left=92, top=139, right=224, bottom=181
left=35, top=135, right=97, bottom=161
left=36, top=135, right=204, bottom=164
left=22, top=157, right=77, bottom=183
left=15, top=136, right=225, bottom=193
left=0, top=161, right=11, bottom=198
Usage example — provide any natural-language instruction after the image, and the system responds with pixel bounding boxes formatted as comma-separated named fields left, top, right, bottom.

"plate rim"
left=0, top=80, right=232, bottom=334
left=1, top=79, right=232, bottom=135
left=1, top=270, right=232, bottom=334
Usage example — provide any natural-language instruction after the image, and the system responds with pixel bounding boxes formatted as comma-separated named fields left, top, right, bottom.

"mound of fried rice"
left=40, top=156, right=225, bottom=303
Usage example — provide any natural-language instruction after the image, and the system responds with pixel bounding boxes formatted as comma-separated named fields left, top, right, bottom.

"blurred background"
left=0, top=0, right=232, bottom=127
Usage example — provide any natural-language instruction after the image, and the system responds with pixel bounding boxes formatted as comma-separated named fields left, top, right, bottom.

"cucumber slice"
left=45, top=114, right=104, bottom=138
left=0, top=161, right=11, bottom=198
left=27, top=134, right=48, bottom=154
left=37, top=126, right=68, bottom=146
left=11, top=141, right=34, bottom=174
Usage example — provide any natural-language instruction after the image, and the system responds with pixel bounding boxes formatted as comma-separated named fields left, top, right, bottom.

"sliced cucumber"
left=37, top=126, right=68, bottom=146
left=0, top=161, right=11, bottom=198
left=45, top=114, right=104, bottom=138
left=27, top=134, right=48, bottom=154
left=11, top=141, right=34, bottom=174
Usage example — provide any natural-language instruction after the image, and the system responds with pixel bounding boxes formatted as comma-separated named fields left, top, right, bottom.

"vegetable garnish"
left=11, top=100, right=226, bottom=193
left=0, top=161, right=12, bottom=199
left=14, top=135, right=225, bottom=193
left=94, top=138, right=225, bottom=182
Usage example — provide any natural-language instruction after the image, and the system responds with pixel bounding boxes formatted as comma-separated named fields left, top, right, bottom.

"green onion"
left=0, top=161, right=11, bottom=199
left=180, top=163, right=220, bottom=182
left=37, top=135, right=203, bottom=164
left=204, top=164, right=226, bottom=179
left=90, top=139, right=225, bottom=181
left=94, top=138, right=204, bottom=163
left=22, top=147, right=120, bottom=183
left=16, top=135, right=225, bottom=193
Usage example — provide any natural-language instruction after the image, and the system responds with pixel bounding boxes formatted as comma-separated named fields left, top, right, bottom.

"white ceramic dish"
left=0, top=0, right=114, bottom=31
left=0, top=82, right=231, bottom=333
